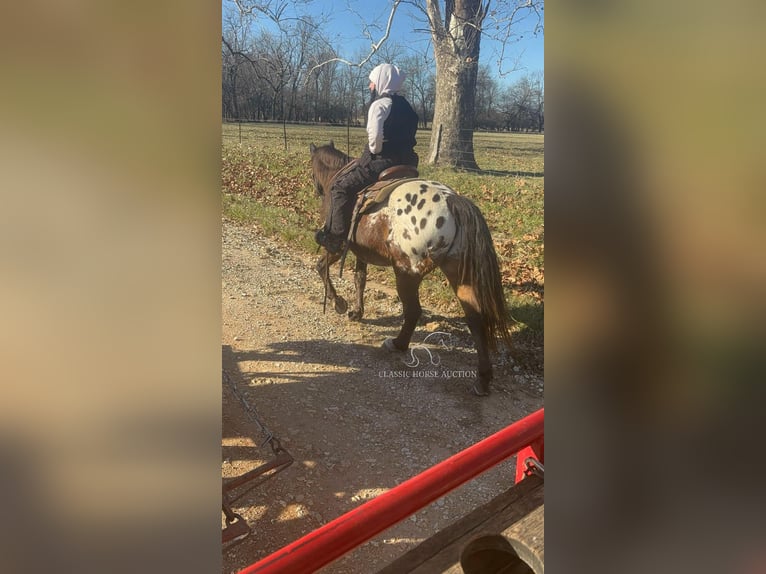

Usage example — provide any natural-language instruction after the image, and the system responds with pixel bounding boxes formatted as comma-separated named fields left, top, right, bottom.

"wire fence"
left=222, top=119, right=544, bottom=177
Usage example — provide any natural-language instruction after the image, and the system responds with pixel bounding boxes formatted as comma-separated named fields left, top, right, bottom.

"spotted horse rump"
left=385, top=180, right=457, bottom=273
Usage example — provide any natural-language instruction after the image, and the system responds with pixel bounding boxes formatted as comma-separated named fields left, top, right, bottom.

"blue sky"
left=224, top=0, right=543, bottom=85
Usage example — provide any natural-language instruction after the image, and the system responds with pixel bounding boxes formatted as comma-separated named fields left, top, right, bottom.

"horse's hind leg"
left=315, top=250, right=348, bottom=314
left=383, top=270, right=423, bottom=352
left=441, top=260, right=493, bottom=396
left=349, top=258, right=367, bottom=322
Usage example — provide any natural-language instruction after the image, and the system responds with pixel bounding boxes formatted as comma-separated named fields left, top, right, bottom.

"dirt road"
left=221, top=219, right=543, bottom=573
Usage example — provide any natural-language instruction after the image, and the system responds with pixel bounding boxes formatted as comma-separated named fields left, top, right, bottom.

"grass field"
left=221, top=122, right=544, bottom=371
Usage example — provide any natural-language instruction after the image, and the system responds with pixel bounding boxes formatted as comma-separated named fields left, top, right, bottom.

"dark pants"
left=327, top=149, right=418, bottom=237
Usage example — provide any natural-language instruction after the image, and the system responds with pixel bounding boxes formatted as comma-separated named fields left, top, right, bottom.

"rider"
left=315, top=63, right=419, bottom=254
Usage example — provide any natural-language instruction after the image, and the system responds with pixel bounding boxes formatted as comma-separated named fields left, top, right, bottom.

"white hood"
left=369, top=63, right=405, bottom=95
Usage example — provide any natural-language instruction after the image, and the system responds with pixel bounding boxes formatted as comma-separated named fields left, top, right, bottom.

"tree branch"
left=230, top=0, right=318, bottom=31
left=305, top=0, right=403, bottom=78
left=222, top=35, right=257, bottom=67
left=483, top=0, right=544, bottom=75
left=424, top=0, right=448, bottom=46
left=231, top=0, right=285, bottom=25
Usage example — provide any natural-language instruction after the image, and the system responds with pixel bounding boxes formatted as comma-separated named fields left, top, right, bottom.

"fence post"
left=239, top=121, right=242, bottom=144
left=283, top=119, right=287, bottom=151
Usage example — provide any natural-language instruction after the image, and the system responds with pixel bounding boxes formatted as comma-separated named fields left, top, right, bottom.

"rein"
left=338, top=190, right=367, bottom=279
left=320, top=247, right=329, bottom=314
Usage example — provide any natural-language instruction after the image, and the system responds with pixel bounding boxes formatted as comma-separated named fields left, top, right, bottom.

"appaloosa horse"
left=309, top=141, right=512, bottom=395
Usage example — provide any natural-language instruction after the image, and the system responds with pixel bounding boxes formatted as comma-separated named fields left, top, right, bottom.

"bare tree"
left=223, top=7, right=331, bottom=122
left=498, top=72, right=544, bottom=132
left=224, top=0, right=543, bottom=154
left=222, top=14, right=252, bottom=119
left=335, top=60, right=369, bottom=124
left=285, top=18, right=321, bottom=121
left=420, top=0, right=484, bottom=168
left=475, top=64, right=501, bottom=129
left=529, top=69, right=544, bottom=133
left=417, top=0, right=542, bottom=168
left=230, top=0, right=314, bottom=28
left=399, top=51, right=436, bottom=128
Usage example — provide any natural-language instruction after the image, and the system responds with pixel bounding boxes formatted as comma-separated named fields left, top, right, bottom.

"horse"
left=309, top=141, right=513, bottom=396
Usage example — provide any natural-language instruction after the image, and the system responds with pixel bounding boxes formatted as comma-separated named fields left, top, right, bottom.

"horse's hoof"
left=470, top=381, right=491, bottom=397
left=382, top=338, right=403, bottom=353
left=348, top=309, right=363, bottom=322
left=334, top=297, right=348, bottom=314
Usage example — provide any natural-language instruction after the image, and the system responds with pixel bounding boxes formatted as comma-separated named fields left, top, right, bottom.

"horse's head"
left=309, top=141, right=350, bottom=198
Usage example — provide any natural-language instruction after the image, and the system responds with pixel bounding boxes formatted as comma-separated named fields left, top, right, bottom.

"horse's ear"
left=328, top=140, right=334, bottom=148
left=310, top=143, right=317, bottom=153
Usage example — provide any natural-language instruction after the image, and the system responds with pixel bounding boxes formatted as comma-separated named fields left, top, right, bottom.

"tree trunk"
left=428, top=55, right=480, bottom=169
left=426, top=0, right=485, bottom=170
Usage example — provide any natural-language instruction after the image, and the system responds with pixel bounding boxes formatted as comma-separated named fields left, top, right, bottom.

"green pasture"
left=221, top=122, right=544, bottom=371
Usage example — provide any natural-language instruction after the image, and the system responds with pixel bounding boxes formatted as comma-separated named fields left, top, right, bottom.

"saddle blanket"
left=356, top=177, right=421, bottom=216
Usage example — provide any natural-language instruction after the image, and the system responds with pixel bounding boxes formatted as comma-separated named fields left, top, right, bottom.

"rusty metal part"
left=222, top=446, right=293, bottom=549
left=222, top=505, right=251, bottom=548
left=223, top=446, right=294, bottom=501
left=222, top=369, right=295, bottom=549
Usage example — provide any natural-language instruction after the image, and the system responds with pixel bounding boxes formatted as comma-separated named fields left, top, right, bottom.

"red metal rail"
left=237, top=408, right=544, bottom=574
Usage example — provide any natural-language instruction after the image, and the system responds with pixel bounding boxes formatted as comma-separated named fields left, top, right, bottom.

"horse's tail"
left=446, top=194, right=513, bottom=352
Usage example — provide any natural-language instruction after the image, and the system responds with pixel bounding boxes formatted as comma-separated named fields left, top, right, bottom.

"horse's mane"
left=312, top=145, right=351, bottom=195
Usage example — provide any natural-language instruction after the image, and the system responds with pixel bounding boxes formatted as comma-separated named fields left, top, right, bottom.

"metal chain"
left=222, top=368, right=293, bottom=549
left=223, top=369, right=275, bottom=450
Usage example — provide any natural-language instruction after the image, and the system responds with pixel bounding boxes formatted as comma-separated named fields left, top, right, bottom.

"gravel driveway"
left=221, top=219, right=543, bottom=573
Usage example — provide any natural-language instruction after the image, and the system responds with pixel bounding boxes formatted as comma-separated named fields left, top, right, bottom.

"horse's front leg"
left=315, top=250, right=348, bottom=314
left=348, top=258, right=367, bottom=321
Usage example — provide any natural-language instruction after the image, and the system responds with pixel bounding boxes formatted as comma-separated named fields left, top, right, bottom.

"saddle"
left=337, top=165, right=419, bottom=278
left=379, top=164, right=419, bottom=181
left=351, top=165, right=420, bottom=226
